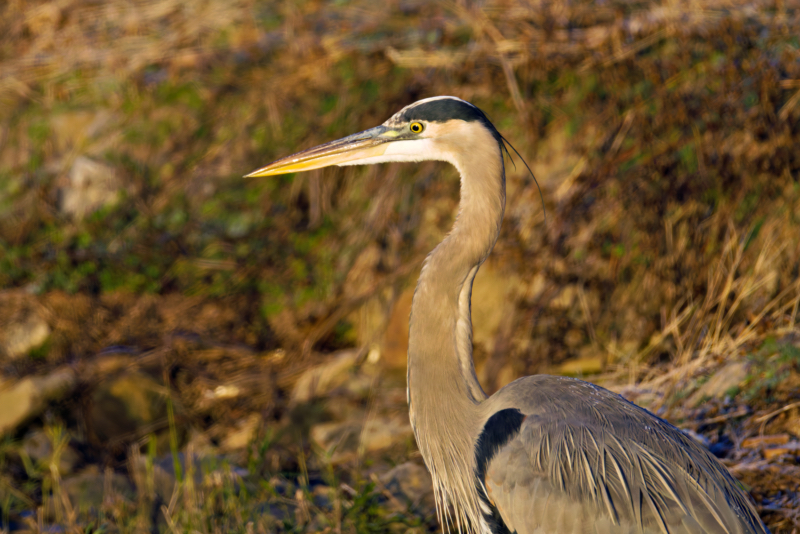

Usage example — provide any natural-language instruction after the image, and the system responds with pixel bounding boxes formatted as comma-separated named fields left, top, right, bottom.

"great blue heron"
left=247, top=96, right=767, bottom=534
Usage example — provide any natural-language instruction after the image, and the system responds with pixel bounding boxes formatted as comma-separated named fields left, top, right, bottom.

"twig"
left=448, top=2, right=527, bottom=115
left=725, top=459, right=771, bottom=473
left=678, top=406, right=750, bottom=428
left=756, top=401, right=800, bottom=435
left=608, top=110, right=635, bottom=157
left=779, top=88, right=800, bottom=120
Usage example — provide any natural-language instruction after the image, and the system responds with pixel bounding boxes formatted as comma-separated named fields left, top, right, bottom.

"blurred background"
left=1, top=0, right=799, bottom=532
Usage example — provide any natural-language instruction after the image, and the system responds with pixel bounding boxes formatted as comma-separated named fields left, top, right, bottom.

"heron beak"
left=245, top=126, right=393, bottom=177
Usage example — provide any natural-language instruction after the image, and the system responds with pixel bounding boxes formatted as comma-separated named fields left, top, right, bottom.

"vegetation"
left=0, top=0, right=799, bottom=532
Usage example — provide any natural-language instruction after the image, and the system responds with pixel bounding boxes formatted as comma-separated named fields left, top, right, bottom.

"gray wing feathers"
left=483, top=377, right=766, bottom=534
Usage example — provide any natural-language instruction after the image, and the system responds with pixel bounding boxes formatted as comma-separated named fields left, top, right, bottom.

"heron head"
left=245, top=96, right=504, bottom=177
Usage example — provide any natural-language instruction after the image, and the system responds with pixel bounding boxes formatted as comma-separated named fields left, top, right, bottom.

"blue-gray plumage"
left=482, top=375, right=764, bottom=533
left=246, top=96, right=768, bottom=534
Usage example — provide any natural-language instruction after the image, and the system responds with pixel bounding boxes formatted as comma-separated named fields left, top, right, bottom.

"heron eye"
left=409, top=122, right=424, bottom=133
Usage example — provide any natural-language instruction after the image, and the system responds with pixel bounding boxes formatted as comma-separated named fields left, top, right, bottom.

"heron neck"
left=406, top=135, right=505, bottom=529
left=408, top=174, right=505, bottom=404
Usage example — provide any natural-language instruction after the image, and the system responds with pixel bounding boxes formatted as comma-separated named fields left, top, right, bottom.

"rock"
left=471, top=263, right=520, bottom=353
left=2, top=312, right=50, bottom=360
left=220, top=413, right=261, bottom=451
left=550, top=285, right=577, bottom=310
left=0, top=369, right=77, bottom=436
left=379, top=462, right=433, bottom=509
left=197, top=383, right=242, bottom=411
left=21, top=429, right=79, bottom=475
left=88, top=372, right=167, bottom=441
left=688, top=361, right=749, bottom=406
left=521, top=273, right=547, bottom=303
left=290, top=349, right=360, bottom=404
left=310, top=416, right=413, bottom=463
left=60, top=156, right=121, bottom=219
left=60, top=466, right=134, bottom=512
left=358, top=416, right=413, bottom=452
left=0, top=292, right=50, bottom=360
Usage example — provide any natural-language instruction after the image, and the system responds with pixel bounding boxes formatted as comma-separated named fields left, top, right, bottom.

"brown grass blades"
left=639, top=220, right=800, bottom=392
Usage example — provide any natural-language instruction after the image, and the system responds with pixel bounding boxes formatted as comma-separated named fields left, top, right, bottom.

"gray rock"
left=310, top=416, right=413, bottom=463
left=689, top=360, right=750, bottom=406
left=88, top=372, right=167, bottom=441
left=0, top=292, right=50, bottom=360
left=60, top=467, right=134, bottom=513
left=60, top=156, right=121, bottom=219
left=550, top=284, right=577, bottom=310
left=471, top=263, right=520, bottom=353
left=379, top=462, right=434, bottom=511
left=2, top=312, right=50, bottom=360
left=0, top=369, right=77, bottom=436
left=220, top=413, right=261, bottom=451
left=290, top=349, right=361, bottom=404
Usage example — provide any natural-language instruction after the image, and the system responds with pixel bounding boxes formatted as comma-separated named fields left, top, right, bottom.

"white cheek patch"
left=384, top=139, right=428, bottom=155
left=337, top=139, right=447, bottom=166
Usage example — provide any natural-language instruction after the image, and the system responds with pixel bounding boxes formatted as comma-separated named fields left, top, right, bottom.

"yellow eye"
left=409, top=121, right=424, bottom=134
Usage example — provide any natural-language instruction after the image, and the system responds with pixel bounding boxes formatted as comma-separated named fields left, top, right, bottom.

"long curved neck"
left=407, top=124, right=505, bottom=532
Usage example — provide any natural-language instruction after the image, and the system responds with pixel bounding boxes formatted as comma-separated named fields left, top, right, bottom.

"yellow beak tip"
left=244, top=168, right=273, bottom=178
